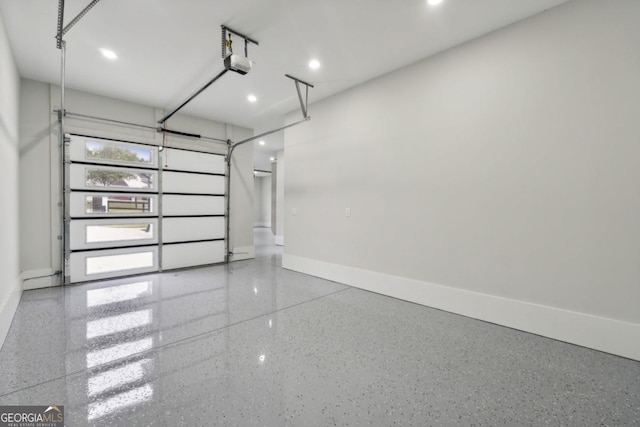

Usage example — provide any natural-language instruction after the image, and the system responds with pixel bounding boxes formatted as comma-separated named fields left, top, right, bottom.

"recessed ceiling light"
left=309, top=59, right=321, bottom=70
left=270, top=157, right=275, bottom=162
left=428, top=0, right=443, bottom=5
left=259, top=140, right=265, bottom=146
left=247, top=94, right=257, bottom=103
left=100, top=48, right=117, bottom=60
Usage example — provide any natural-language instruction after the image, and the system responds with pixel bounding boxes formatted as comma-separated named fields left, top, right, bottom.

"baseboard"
left=21, top=268, right=58, bottom=290
left=254, top=222, right=271, bottom=228
left=274, top=235, right=284, bottom=246
left=283, top=254, right=640, bottom=361
left=230, top=245, right=255, bottom=262
left=0, top=277, right=21, bottom=351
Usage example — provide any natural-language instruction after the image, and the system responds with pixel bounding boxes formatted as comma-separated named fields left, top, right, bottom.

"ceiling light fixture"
left=259, top=140, right=265, bottom=146
left=428, top=0, right=443, bottom=5
left=247, top=94, right=257, bottom=103
left=270, top=157, right=275, bottom=162
left=100, top=48, right=117, bottom=60
left=309, top=59, right=321, bottom=70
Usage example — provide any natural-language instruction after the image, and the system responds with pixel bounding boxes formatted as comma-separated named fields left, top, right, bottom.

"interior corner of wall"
left=0, top=276, right=22, bottom=351
left=20, top=268, right=56, bottom=290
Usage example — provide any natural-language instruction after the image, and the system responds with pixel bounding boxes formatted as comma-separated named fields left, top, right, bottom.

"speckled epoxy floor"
left=0, top=229, right=639, bottom=426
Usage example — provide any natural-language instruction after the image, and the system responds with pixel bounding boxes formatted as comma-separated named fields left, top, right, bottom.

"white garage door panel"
left=162, top=217, right=225, bottom=243
left=70, top=164, right=158, bottom=192
left=70, top=246, right=158, bottom=283
left=163, top=171, right=224, bottom=194
left=70, top=218, right=159, bottom=250
left=162, top=241, right=225, bottom=270
left=70, top=193, right=158, bottom=217
left=162, top=195, right=224, bottom=216
left=162, top=148, right=225, bottom=174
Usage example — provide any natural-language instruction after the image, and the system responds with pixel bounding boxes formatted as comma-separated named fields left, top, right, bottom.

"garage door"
left=66, top=135, right=226, bottom=283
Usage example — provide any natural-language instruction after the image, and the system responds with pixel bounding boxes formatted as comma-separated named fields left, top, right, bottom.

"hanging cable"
left=227, top=34, right=233, bottom=55
left=162, top=120, right=168, bottom=167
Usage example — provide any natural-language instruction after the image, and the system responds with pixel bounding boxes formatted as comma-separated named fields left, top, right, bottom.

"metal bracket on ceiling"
left=221, top=25, right=259, bottom=59
left=285, top=74, right=314, bottom=118
left=56, top=0, right=102, bottom=49
left=56, top=0, right=65, bottom=49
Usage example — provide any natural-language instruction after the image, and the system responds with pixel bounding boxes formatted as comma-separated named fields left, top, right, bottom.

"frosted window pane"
left=86, top=252, right=154, bottom=275
left=86, top=224, right=154, bottom=243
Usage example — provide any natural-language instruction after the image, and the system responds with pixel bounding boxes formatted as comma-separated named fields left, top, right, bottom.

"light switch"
left=292, top=208, right=297, bottom=216
left=345, top=208, right=351, bottom=217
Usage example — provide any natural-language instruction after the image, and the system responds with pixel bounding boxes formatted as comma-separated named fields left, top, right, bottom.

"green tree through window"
left=86, top=144, right=145, bottom=163
left=86, top=144, right=147, bottom=186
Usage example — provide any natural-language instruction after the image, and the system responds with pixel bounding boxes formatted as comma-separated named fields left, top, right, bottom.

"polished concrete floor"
left=0, top=228, right=639, bottom=426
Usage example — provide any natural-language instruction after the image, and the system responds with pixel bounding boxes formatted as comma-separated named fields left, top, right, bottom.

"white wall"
left=19, top=79, right=55, bottom=288
left=19, top=80, right=255, bottom=288
left=0, top=11, right=21, bottom=349
left=271, top=161, right=277, bottom=232
left=254, top=175, right=271, bottom=228
left=283, top=0, right=640, bottom=360
left=274, top=150, right=285, bottom=245
left=262, top=175, right=272, bottom=228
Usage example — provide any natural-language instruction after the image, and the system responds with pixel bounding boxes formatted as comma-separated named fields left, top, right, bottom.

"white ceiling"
left=0, top=0, right=569, bottom=164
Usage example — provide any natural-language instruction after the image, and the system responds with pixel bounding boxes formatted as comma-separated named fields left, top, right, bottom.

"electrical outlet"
left=345, top=208, right=351, bottom=217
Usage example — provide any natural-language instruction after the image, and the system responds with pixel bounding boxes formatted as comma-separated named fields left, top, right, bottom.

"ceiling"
left=0, top=0, right=569, bottom=165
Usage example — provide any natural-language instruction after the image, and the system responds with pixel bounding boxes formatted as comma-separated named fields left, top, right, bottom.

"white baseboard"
left=283, top=254, right=640, bottom=361
left=0, top=277, right=21, bottom=351
left=254, top=222, right=271, bottom=228
left=21, top=268, right=58, bottom=290
left=274, top=235, right=284, bottom=246
left=230, top=245, right=255, bottom=262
